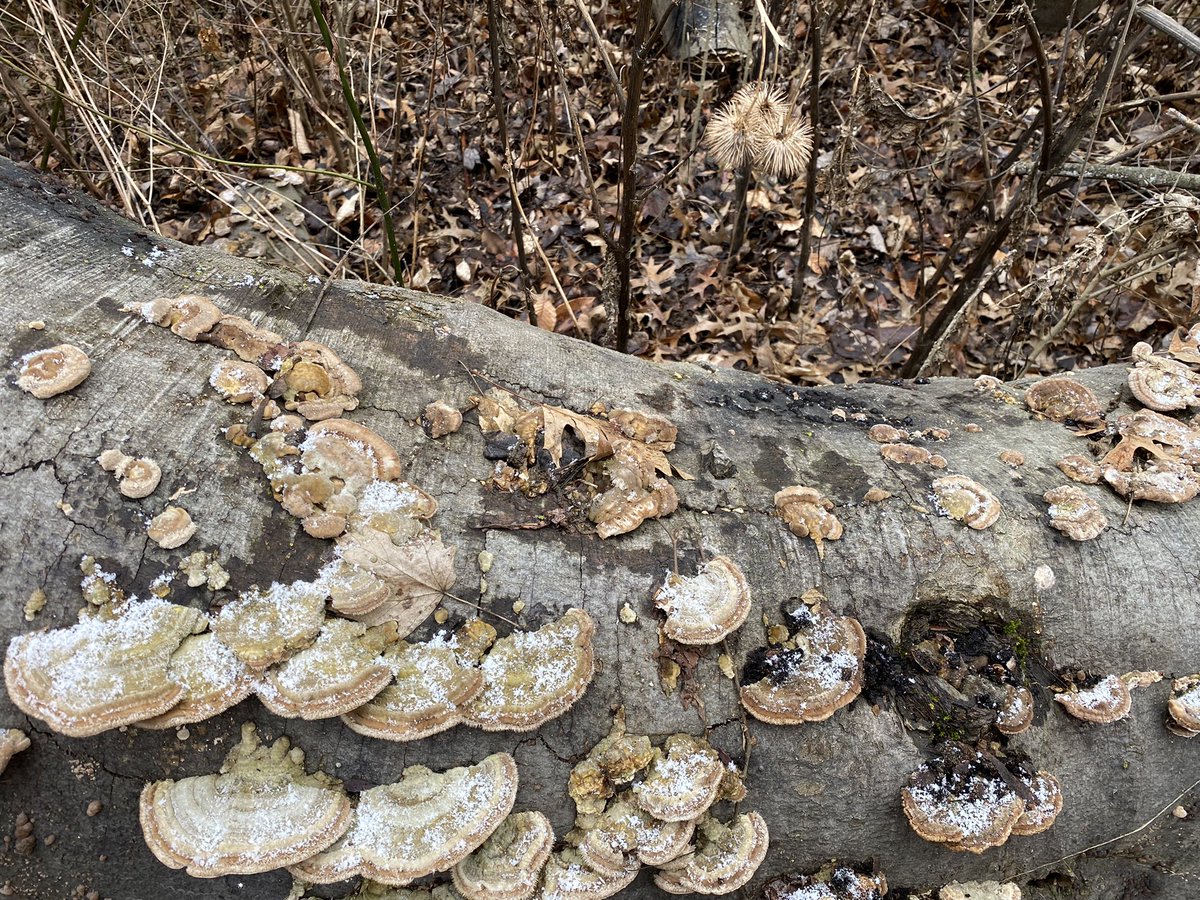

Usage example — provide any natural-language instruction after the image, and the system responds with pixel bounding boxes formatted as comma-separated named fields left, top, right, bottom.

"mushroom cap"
left=1043, top=485, right=1108, bottom=541
left=0, top=728, right=30, bottom=776
left=463, top=608, right=596, bottom=732
left=1054, top=674, right=1132, bottom=724
left=423, top=401, right=465, bottom=439
left=161, top=294, right=223, bottom=340
left=901, top=757, right=1024, bottom=853
left=930, top=475, right=1001, bottom=530
left=137, top=632, right=257, bottom=729
left=740, top=600, right=866, bottom=725
left=4, top=598, right=202, bottom=736
left=147, top=506, right=198, bottom=549
left=324, top=559, right=397, bottom=618
left=773, top=486, right=843, bottom=556
left=15, top=344, right=92, bottom=398
left=1011, top=770, right=1063, bottom=836
left=995, top=685, right=1035, bottom=736
left=140, top=723, right=351, bottom=877
left=1168, top=675, right=1200, bottom=736
left=210, top=359, right=270, bottom=404
left=631, top=734, right=724, bottom=822
left=342, top=635, right=484, bottom=742
left=655, top=556, right=752, bottom=645
left=289, top=753, right=518, bottom=886
left=258, top=618, right=393, bottom=719
left=591, top=475, right=679, bottom=540
left=210, top=581, right=326, bottom=670
left=206, top=314, right=283, bottom=363
left=351, top=481, right=440, bottom=533
left=1116, top=408, right=1200, bottom=465
left=653, top=812, right=770, bottom=895
left=1024, top=377, right=1104, bottom=423
left=451, top=811, right=554, bottom=900
left=1103, top=459, right=1200, bottom=503
left=303, top=419, right=403, bottom=483
left=537, top=846, right=640, bottom=900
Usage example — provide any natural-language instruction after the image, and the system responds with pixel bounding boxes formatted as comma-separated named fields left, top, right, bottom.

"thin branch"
left=787, top=0, right=822, bottom=318
left=37, top=0, right=92, bottom=171
left=1135, top=5, right=1200, bottom=55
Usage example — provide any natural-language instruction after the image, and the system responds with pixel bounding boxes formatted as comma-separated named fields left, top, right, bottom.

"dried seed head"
left=756, top=114, right=813, bottom=179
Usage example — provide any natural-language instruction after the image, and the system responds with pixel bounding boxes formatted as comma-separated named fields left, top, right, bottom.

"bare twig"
left=787, top=0, right=822, bottom=318
left=1135, top=5, right=1200, bottom=56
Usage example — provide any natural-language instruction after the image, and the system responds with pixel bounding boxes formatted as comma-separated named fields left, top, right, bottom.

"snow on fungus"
left=341, top=631, right=485, bottom=742
left=1053, top=673, right=1131, bottom=724
left=147, top=506, right=198, bottom=549
left=15, top=343, right=91, bottom=399
left=577, top=794, right=695, bottom=873
left=210, top=358, right=270, bottom=404
left=4, top=596, right=201, bottom=736
left=995, top=685, right=1035, bottom=736
left=567, top=708, right=654, bottom=817
left=139, top=722, right=351, bottom=877
left=136, top=632, right=256, bottom=729
left=332, top=529, right=456, bottom=631
left=900, top=751, right=1024, bottom=853
left=257, top=618, right=394, bottom=719
left=98, top=448, right=162, bottom=498
left=631, top=734, right=724, bottom=822
left=1103, top=459, right=1200, bottom=503
left=451, top=810, right=554, bottom=900
left=1128, top=342, right=1200, bottom=412
left=774, top=486, right=843, bottom=558
left=1011, top=770, right=1062, bottom=837
left=1023, top=378, right=1104, bottom=425
left=538, top=846, right=640, bottom=900
left=288, top=753, right=518, bottom=886
left=1043, top=485, right=1108, bottom=541
left=740, top=593, right=866, bottom=725
left=930, top=475, right=1001, bottom=530
left=210, top=580, right=325, bottom=670
left=653, top=812, right=770, bottom=895
left=1167, top=674, right=1200, bottom=737
left=654, top=555, right=751, bottom=645
left=423, top=401, right=464, bottom=439
left=462, top=608, right=595, bottom=732
left=762, top=863, right=888, bottom=900
left=0, top=728, right=30, bottom=775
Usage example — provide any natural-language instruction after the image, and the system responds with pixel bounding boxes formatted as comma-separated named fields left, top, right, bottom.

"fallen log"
left=0, top=156, right=1196, bottom=899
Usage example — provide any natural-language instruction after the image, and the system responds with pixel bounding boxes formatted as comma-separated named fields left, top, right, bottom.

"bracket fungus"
left=653, top=555, right=751, bottom=645
left=740, top=593, right=866, bottom=725
left=868, top=423, right=908, bottom=443
left=147, top=506, right=198, bottom=549
left=14, top=343, right=91, bottom=398
left=4, top=596, right=202, bottom=736
left=774, top=486, right=843, bottom=558
left=289, top=753, right=518, bottom=886
left=1167, top=675, right=1200, bottom=737
left=577, top=794, right=695, bottom=872
left=1057, top=454, right=1103, bottom=484
left=880, top=443, right=932, bottom=465
left=423, top=400, right=464, bottom=439
left=140, top=723, right=351, bottom=877
left=210, top=358, right=271, bottom=405
left=930, top=475, right=1001, bottom=530
left=900, top=749, right=1025, bottom=854
left=1128, top=341, right=1200, bottom=412
left=539, top=846, right=641, bottom=900
left=98, top=448, right=162, bottom=498
left=653, top=812, right=770, bottom=895
left=138, top=294, right=223, bottom=340
left=0, top=728, right=30, bottom=775
left=136, top=632, right=256, bottom=729
left=210, top=580, right=326, bottom=671
left=763, top=864, right=889, bottom=900
left=271, top=340, right=362, bottom=420
left=342, top=630, right=485, bottom=741
left=332, top=526, right=457, bottom=630
left=257, top=618, right=395, bottom=719
left=995, top=685, right=1035, bottom=736
left=462, top=608, right=595, bottom=731
left=1053, top=672, right=1139, bottom=724
left=631, top=734, right=725, bottom=822
left=1043, top=485, right=1108, bottom=541
left=1011, top=770, right=1063, bottom=836
left=1023, top=377, right=1105, bottom=426
left=205, top=314, right=283, bottom=364
left=450, top=810, right=554, bottom=900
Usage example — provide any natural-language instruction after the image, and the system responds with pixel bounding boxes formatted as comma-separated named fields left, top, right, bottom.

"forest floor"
left=1, top=0, right=1198, bottom=382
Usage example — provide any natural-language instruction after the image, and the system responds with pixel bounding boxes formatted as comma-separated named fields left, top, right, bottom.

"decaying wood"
left=0, top=157, right=1197, bottom=899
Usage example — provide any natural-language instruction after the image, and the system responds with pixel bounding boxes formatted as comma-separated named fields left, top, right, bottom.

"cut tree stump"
left=0, top=157, right=1196, bottom=899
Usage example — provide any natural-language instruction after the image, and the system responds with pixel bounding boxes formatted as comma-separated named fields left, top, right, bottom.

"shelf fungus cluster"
left=901, top=747, right=1062, bottom=853
left=1052, top=670, right=1161, bottom=724
left=775, top=487, right=843, bottom=558
left=563, top=711, right=767, bottom=897
left=869, top=424, right=948, bottom=468
left=473, top=389, right=686, bottom=538
left=740, top=590, right=866, bottom=725
left=653, top=555, right=751, bottom=645
left=1023, top=377, right=1105, bottom=430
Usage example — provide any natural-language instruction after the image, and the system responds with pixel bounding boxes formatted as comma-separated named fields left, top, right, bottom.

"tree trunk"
left=0, top=157, right=1196, bottom=899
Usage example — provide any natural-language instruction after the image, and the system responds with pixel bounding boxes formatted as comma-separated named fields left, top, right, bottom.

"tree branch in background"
left=308, top=0, right=403, bottom=283
left=787, top=0, right=822, bottom=318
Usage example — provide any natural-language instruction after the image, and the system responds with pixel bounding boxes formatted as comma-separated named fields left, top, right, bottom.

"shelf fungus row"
left=474, top=389, right=685, bottom=538
left=561, top=710, right=768, bottom=897
left=901, top=747, right=1062, bottom=853
left=740, top=590, right=866, bottom=725
left=141, top=723, right=521, bottom=887
left=5, top=556, right=595, bottom=738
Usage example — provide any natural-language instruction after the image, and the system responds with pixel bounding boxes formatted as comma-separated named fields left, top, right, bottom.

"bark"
left=0, top=156, right=1196, bottom=899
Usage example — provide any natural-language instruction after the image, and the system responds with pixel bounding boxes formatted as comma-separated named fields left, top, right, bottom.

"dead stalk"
left=787, top=0, right=822, bottom=318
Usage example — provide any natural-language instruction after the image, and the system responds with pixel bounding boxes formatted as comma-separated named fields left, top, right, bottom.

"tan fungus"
left=1023, top=378, right=1104, bottom=424
left=289, top=753, right=518, bottom=886
left=210, top=580, right=326, bottom=670
left=451, top=811, right=554, bottom=900
left=137, top=632, right=256, bottom=729
left=423, top=401, right=464, bottom=439
left=98, top=449, right=162, bottom=499
left=139, top=294, right=223, bottom=341
left=210, top=359, right=270, bottom=404
left=868, top=423, right=908, bottom=443
left=140, top=722, right=350, bottom=877
left=999, top=450, right=1025, bottom=468
left=653, top=812, right=770, bottom=895
left=1011, top=771, right=1062, bottom=836
left=774, top=486, right=843, bottom=558
left=147, top=506, right=197, bottom=549
left=880, top=443, right=931, bottom=465
left=901, top=757, right=1024, bottom=854
left=14, top=344, right=91, bottom=399
left=995, top=685, right=1035, bottom=736
left=1128, top=342, right=1200, bottom=412
left=1054, top=674, right=1132, bottom=724
left=272, top=341, right=363, bottom=420
left=654, top=555, right=751, bottom=645
left=538, top=846, right=641, bottom=900
left=632, top=734, right=724, bottom=822
left=1043, top=485, right=1108, bottom=541
left=1057, top=454, right=1103, bottom=484
left=930, top=475, right=1001, bottom=530
left=763, top=865, right=888, bottom=900
left=1167, top=675, right=1200, bottom=737
left=1103, top=459, right=1200, bottom=503
left=206, top=314, right=283, bottom=364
